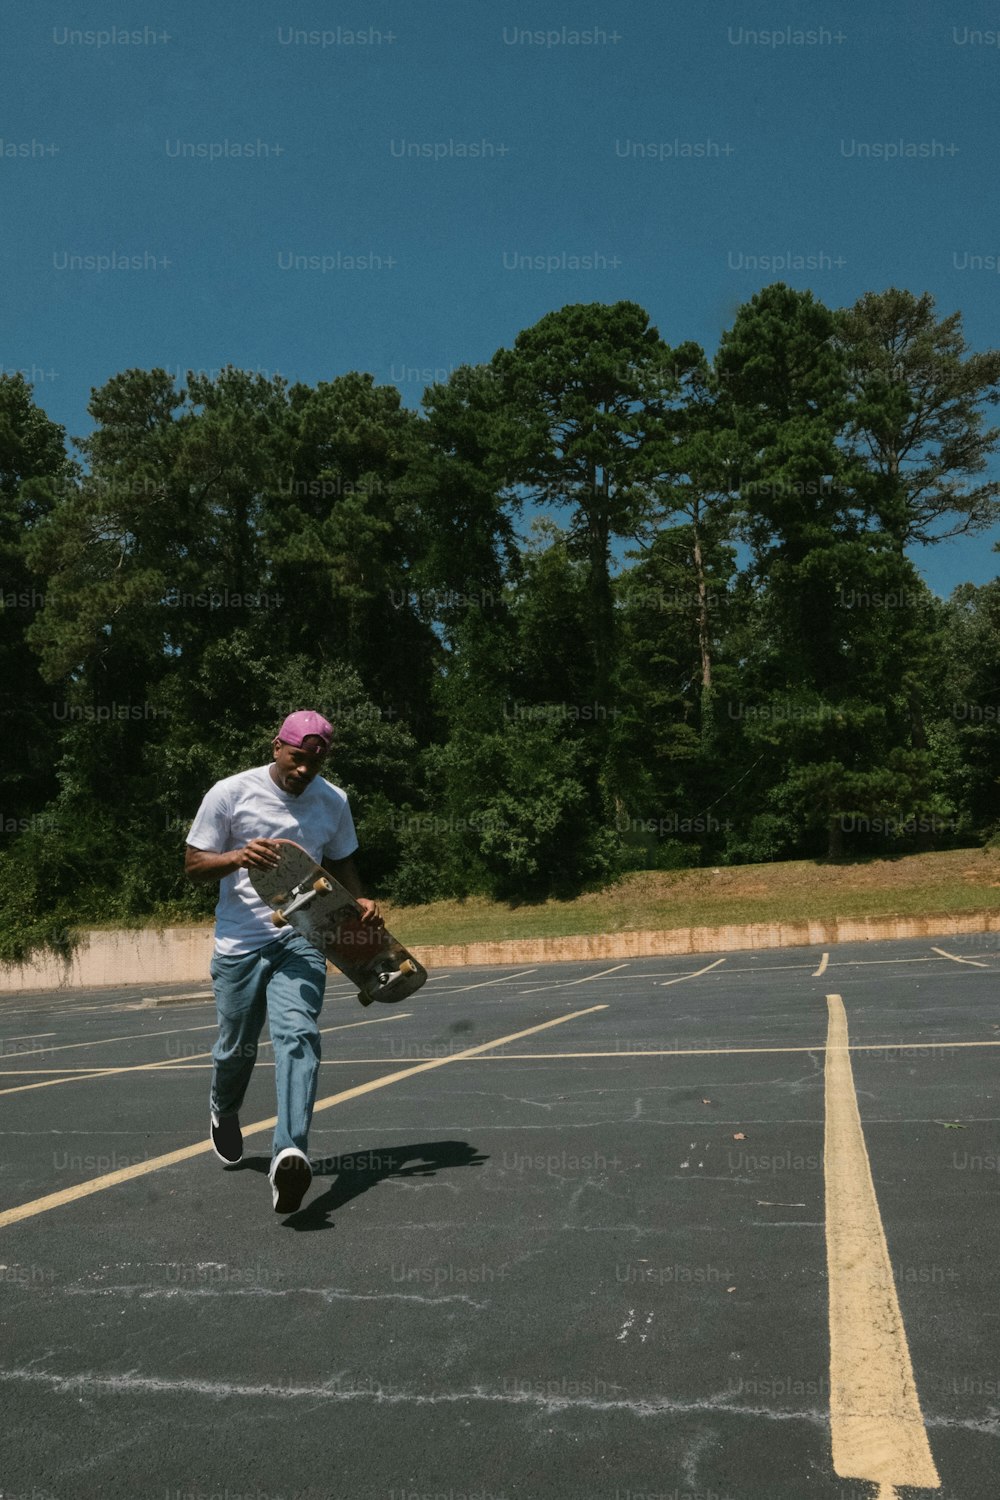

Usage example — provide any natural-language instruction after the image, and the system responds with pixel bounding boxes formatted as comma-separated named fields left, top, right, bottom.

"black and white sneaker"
left=210, top=1110, right=243, bottom=1164
left=269, top=1147, right=312, bottom=1213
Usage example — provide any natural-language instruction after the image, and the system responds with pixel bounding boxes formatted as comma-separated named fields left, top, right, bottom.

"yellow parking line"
left=565, top=963, right=629, bottom=985
left=0, top=1064, right=137, bottom=1097
left=0, top=1005, right=607, bottom=1229
left=660, top=957, right=727, bottom=987
left=5, top=1036, right=997, bottom=1076
left=812, top=952, right=829, bottom=977
left=824, top=993, right=939, bottom=1495
left=9, top=1021, right=220, bottom=1060
left=518, top=964, right=630, bottom=994
left=116, top=1038, right=1000, bottom=1067
left=434, top=969, right=538, bottom=993
left=0, top=1013, right=412, bottom=1098
left=931, top=946, right=988, bottom=968
left=0, top=1068, right=115, bottom=1077
left=139, top=991, right=213, bottom=1004
left=317, top=1039, right=999, bottom=1060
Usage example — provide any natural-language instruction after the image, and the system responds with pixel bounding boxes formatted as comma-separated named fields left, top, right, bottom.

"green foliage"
left=0, top=374, right=76, bottom=816
left=0, top=829, right=79, bottom=967
left=426, top=722, right=618, bottom=901
left=722, top=813, right=792, bottom=866
left=837, top=288, right=1000, bottom=546
left=2, top=289, right=999, bottom=963
left=936, top=580, right=1000, bottom=838
left=489, top=301, right=686, bottom=707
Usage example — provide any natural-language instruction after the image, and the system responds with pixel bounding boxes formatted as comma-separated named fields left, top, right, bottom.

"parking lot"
left=1, top=936, right=997, bottom=1499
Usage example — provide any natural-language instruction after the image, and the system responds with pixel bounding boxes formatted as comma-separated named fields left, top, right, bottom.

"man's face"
left=271, top=735, right=328, bottom=795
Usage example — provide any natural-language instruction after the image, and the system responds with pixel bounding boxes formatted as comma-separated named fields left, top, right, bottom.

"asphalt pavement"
left=0, top=936, right=997, bottom=1500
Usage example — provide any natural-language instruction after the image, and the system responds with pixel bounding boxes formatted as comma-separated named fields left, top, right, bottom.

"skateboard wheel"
left=272, top=911, right=289, bottom=927
left=313, top=877, right=332, bottom=893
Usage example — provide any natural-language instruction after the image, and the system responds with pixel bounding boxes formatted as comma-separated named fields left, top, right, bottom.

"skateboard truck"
left=249, top=840, right=426, bottom=1008
left=379, top=960, right=417, bottom=989
left=358, top=959, right=418, bottom=1007
left=271, top=875, right=332, bottom=927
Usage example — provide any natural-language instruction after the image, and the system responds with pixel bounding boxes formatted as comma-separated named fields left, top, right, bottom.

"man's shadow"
left=238, top=1140, right=488, bottom=1230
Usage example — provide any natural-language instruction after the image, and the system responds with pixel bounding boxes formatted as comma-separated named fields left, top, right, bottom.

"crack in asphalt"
left=62, top=1284, right=490, bottom=1309
left=2, top=1366, right=996, bottom=1439
left=0, top=1365, right=830, bottom=1421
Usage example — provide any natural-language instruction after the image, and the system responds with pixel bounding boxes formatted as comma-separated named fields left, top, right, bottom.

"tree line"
left=2, top=283, right=999, bottom=961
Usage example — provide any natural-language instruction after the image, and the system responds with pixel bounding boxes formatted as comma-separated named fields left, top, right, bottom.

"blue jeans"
left=209, top=933, right=327, bottom=1161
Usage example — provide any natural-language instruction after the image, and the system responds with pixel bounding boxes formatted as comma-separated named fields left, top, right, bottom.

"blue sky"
left=4, top=0, right=1000, bottom=595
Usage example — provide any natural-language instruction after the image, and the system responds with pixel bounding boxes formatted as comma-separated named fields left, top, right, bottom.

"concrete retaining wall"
left=2, top=911, right=998, bottom=994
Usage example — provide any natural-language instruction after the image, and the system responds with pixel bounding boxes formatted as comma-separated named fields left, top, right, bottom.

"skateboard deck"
left=248, top=839, right=427, bottom=1006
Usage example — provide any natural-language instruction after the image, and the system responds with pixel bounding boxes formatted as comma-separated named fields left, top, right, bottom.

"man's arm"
left=323, top=853, right=382, bottom=924
left=185, top=839, right=282, bottom=884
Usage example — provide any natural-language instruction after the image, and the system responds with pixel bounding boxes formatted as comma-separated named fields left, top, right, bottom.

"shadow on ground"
left=236, top=1139, right=488, bottom=1230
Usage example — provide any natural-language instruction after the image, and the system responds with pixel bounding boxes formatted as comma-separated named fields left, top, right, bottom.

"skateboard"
left=248, top=839, right=427, bottom=1006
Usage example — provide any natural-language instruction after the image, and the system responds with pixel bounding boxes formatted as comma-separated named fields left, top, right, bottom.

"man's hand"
left=238, top=838, right=282, bottom=871
left=185, top=839, right=282, bottom=883
left=355, top=896, right=384, bottom=928
left=323, top=854, right=383, bottom=927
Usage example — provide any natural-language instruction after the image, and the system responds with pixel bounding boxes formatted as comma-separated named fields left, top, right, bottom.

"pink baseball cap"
left=276, top=710, right=333, bottom=749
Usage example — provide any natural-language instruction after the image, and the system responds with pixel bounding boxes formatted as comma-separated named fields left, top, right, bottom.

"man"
left=185, top=710, right=381, bottom=1214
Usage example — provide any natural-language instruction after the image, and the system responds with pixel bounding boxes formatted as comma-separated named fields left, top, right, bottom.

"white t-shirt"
left=186, top=765, right=359, bottom=955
